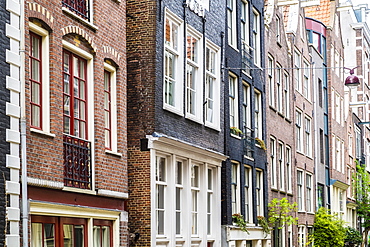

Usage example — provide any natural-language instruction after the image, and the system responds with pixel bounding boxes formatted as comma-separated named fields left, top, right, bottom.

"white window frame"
left=298, top=225, right=306, bottom=247
left=205, top=40, right=221, bottom=130
left=297, top=170, right=304, bottom=211
left=231, top=162, right=240, bottom=215
left=155, top=155, right=167, bottom=236
left=305, top=116, right=312, bottom=157
left=104, top=62, right=120, bottom=155
left=256, top=169, right=264, bottom=216
left=277, top=64, right=283, bottom=113
left=163, top=10, right=184, bottom=116
left=229, top=74, right=239, bottom=132
left=242, top=82, right=251, bottom=137
left=227, top=0, right=237, bottom=48
left=306, top=173, right=313, bottom=213
left=185, top=26, right=203, bottom=123
left=270, top=137, right=277, bottom=189
left=286, top=146, right=292, bottom=193
left=303, top=60, right=310, bottom=100
left=244, top=166, right=252, bottom=223
left=284, top=72, right=290, bottom=119
left=252, top=8, right=261, bottom=66
left=268, top=55, right=275, bottom=107
left=175, top=160, right=183, bottom=236
left=254, top=89, right=262, bottom=139
left=296, top=110, right=303, bottom=153
left=207, top=168, right=214, bottom=235
left=294, top=50, right=302, bottom=93
left=191, top=164, right=200, bottom=236
left=29, top=22, right=53, bottom=137
left=278, top=142, right=285, bottom=191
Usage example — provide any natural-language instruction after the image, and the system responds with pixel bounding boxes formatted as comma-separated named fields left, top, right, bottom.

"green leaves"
left=268, top=197, right=298, bottom=229
left=310, top=207, right=346, bottom=247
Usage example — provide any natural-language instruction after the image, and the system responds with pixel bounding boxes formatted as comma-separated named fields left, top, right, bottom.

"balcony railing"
left=242, top=42, right=253, bottom=75
left=62, top=0, right=90, bottom=21
left=63, top=134, right=91, bottom=189
left=243, top=126, right=254, bottom=158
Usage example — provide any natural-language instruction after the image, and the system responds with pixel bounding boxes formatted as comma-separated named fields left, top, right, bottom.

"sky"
left=351, top=0, right=368, bottom=5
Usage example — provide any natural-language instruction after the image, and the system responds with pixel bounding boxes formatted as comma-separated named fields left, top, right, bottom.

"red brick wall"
left=25, top=0, right=128, bottom=245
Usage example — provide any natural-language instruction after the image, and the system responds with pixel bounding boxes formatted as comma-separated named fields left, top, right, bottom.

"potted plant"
left=230, top=127, right=243, bottom=136
left=255, top=137, right=267, bottom=151
left=232, top=214, right=249, bottom=234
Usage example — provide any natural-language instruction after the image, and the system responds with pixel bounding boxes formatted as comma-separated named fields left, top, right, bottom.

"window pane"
left=31, top=223, right=43, bottom=247
left=101, top=226, right=110, bottom=247
left=31, top=60, right=41, bottom=81
left=93, top=226, right=101, bottom=247
left=31, top=105, right=40, bottom=127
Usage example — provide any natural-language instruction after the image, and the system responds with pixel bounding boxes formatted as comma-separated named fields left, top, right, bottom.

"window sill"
left=105, top=150, right=122, bottom=157
left=30, top=128, right=56, bottom=138
left=244, top=155, right=254, bottom=161
left=230, top=133, right=242, bottom=139
left=163, top=104, right=184, bottom=117
left=185, top=113, right=202, bottom=125
left=62, top=7, right=98, bottom=31
left=205, top=122, right=221, bottom=132
left=63, top=186, right=96, bottom=195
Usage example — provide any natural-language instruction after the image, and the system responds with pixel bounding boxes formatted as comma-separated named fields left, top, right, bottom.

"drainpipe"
left=20, top=0, right=29, bottom=245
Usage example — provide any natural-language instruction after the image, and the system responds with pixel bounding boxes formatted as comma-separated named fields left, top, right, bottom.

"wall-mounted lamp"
left=344, top=67, right=360, bottom=89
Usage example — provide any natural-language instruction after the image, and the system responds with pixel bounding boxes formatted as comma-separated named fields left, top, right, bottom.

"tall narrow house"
left=264, top=0, right=296, bottom=246
left=222, top=0, right=269, bottom=246
left=24, top=0, right=128, bottom=246
left=127, top=1, right=226, bottom=246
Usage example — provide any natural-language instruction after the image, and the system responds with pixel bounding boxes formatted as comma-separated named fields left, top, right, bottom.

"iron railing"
left=242, top=42, right=253, bottom=75
left=243, top=126, right=254, bottom=158
left=63, top=134, right=91, bottom=189
left=62, top=0, right=90, bottom=21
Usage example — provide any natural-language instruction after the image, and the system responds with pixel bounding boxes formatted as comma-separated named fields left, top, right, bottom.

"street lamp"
left=344, top=67, right=360, bottom=89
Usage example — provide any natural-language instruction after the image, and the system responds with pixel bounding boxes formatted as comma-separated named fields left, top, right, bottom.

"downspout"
left=20, top=0, right=28, bottom=245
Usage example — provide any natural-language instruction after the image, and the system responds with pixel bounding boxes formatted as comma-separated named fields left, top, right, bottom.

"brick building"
left=264, top=0, right=296, bottom=246
left=221, top=0, right=268, bottom=246
left=24, top=0, right=128, bottom=246
left=339, top=1, right=370, bottom=230
left=276, top=2, right=317, bottom=246
left=306, top=0, right=353, bottom=225
left=126, top=1, right=226, bottom=246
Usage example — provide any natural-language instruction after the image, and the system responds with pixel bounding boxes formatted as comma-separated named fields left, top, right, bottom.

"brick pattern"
left=25, top=0, right=128, bottom=244
left=127, top=147, right=151, bottom=246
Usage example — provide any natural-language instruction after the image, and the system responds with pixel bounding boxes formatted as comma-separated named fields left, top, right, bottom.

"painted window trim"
left=163, top=9, right=184, bottom=117
left=185, top=24, right=203, bottom=123
left=29, top=22, right=51, bottom=135
left=104, top=62, right=120, bottom=155
left=204, top=39, right=220, bottom=131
